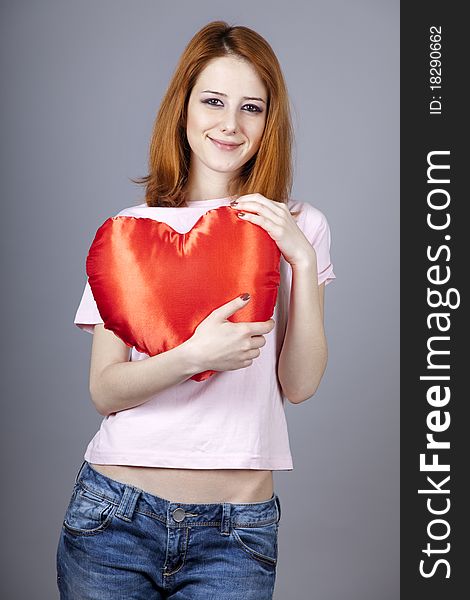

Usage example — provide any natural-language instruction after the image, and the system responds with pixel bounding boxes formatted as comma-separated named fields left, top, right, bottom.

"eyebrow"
left=200, top=89, right=266, bottom=104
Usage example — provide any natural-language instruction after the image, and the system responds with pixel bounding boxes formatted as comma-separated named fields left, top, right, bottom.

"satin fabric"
left=86, top=206, right=281, bottom=381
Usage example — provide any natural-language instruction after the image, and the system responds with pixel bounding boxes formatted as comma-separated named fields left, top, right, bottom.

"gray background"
left=1, top=1, right=399, bottom=598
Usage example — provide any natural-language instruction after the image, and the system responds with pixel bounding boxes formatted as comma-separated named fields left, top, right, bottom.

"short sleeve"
left=73, top=279, right=104, bottom=334
left=302, top=205, right=337, bottom=286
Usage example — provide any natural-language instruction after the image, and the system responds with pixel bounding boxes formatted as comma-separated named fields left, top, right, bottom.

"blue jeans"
left=56, top=460, right=282, bottom=599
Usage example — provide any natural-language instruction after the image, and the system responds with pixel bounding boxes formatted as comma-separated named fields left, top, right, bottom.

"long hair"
left=131, top=21, right=298, bottom=214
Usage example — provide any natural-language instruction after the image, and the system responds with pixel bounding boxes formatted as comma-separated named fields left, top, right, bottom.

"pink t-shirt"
left=74, top=197, right=336, bottom=470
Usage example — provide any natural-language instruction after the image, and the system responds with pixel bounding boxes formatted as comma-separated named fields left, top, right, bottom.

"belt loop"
left=220, top=502, right=232, bottom=536
left=115, top=485, right=141, bottom=522
left=275, top=494, right=281, bottom=523
left=75, top=460, right=87, bottom=485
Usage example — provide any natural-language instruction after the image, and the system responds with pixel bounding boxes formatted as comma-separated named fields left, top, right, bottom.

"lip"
left=209, top=137, right=242, bottom=150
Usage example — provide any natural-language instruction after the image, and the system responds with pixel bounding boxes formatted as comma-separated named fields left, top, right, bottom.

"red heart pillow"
left=86, top=206, right=281, bottom=381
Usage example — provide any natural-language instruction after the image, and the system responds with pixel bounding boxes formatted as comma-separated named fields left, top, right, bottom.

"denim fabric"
left=56, top=460, right=282, bottom=599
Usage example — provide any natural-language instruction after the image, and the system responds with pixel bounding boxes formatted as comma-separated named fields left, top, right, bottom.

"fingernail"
left=237, top=212, right=245, bottom=217
left=240, top=293, right=250, bottom=301
left=230, top=200, right=238, bottom=205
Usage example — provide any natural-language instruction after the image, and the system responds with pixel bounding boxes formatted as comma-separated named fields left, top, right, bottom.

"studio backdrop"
left=1, top=1, right=399, bottom=598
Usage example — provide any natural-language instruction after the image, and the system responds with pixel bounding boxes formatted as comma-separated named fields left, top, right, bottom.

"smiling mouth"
left=209, top=137, right=242, bottom=150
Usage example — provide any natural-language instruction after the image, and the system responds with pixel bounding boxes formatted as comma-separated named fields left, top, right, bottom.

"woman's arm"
left=89, top=324, right=201, bottom=416
left=88, top=294, right=274, bottom=417
left=277, top=258, right=328, bottom=404
left=227, top=195, right=330, bottom=405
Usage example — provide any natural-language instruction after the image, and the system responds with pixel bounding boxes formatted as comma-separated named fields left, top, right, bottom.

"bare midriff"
left=90, top=463, right=274, bottom=503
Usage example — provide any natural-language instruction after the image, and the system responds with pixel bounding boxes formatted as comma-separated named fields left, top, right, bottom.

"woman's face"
left=185, top=56, right=268, bottom=180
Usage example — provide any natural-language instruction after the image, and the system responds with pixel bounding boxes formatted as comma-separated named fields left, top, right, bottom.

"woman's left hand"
left=229, top=193, right=317, bottom=269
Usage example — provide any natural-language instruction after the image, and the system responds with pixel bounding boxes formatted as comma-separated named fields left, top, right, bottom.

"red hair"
left=131, top=20, right=297, bottom=214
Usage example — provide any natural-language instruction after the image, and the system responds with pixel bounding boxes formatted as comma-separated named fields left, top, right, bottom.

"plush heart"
left=86, top=206, right=281, bottom=381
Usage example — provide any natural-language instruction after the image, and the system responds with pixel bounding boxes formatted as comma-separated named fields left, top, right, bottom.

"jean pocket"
left=62, top=483, right=116, bottom=537
left=231, top=521, right=279, bottom=567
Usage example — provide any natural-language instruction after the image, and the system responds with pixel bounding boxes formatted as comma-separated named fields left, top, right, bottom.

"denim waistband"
left=74, top=460, right=281, bottom=530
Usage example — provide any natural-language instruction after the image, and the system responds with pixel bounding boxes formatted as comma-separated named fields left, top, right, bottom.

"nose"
left=219, top=109, right=239, bottom=135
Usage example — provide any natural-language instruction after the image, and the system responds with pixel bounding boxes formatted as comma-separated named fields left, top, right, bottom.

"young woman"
left=56, top=20, right=335, bottom=599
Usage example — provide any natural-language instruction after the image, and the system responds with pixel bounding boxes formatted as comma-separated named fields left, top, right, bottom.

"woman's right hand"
left=186, top=294, right=275, bottom=373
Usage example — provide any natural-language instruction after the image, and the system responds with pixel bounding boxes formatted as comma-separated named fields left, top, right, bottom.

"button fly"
left=172, top=507, right=186, bottom=522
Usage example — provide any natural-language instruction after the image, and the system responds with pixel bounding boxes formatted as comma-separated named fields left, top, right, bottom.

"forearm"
left=277, top=261, right=328, bottom=404
left=91, top=339, right=202, bottom=416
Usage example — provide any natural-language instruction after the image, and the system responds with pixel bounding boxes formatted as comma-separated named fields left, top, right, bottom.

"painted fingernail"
left=237, top=212, right=245, bottom=217
left=230, top=200, right=238, bottom=205
left=240, top=293, right=250, bottom=301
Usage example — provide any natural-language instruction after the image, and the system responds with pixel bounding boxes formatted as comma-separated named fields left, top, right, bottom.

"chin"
left=210, top=165, right=241, bottom=174
left=202, top=156, right=240, bottom=170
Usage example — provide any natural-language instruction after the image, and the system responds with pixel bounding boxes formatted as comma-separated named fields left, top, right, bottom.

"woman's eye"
left=202, top=99, right=262, bottom=113
left=203, top=98, right=222, bottom=107
left=244, top=104, right=262, bottom=113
